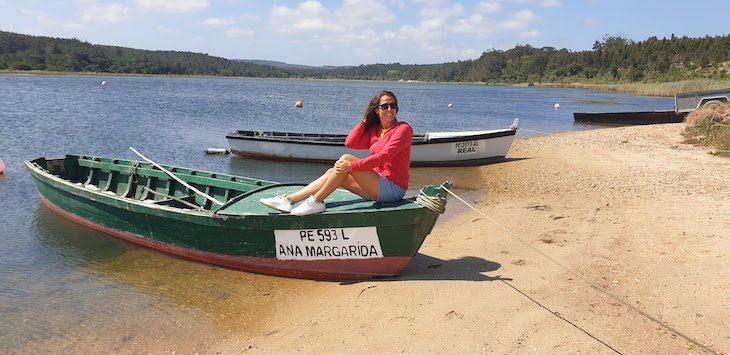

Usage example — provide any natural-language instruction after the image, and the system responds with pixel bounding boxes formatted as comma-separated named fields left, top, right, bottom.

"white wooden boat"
left=226, top=119, right=518, bottom=167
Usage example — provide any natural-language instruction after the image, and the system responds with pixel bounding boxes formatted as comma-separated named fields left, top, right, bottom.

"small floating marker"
left=447, top=103, right=454, bottom=108
left=294, top=99, right=303, bottom=108
left=554, top=103, right=560, bottom=109
left=0, top=159, right=4, bottom=174
left=205, top=148, right=230, bottom=155
left=101, top=80, right=108, bottom=86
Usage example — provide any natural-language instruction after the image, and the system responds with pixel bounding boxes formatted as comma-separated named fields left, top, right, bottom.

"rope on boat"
left=131, top=161, right=140, bottom=183
left=415, top=185, right=448, bottom=214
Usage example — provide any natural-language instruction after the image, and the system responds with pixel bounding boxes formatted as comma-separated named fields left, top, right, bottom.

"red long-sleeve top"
left=344, top=121, right=413, bottom=190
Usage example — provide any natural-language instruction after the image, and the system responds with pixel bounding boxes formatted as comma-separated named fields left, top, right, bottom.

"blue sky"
left=1, top=0, right=728, bottom=66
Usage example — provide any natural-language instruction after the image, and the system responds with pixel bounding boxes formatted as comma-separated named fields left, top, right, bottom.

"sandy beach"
left=214, top=123, right=729, bottom=354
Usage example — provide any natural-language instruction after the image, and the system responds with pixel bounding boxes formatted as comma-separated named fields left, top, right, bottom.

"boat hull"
left=226, top=127, right=517, bottom=167
left=25, top=155, right=447, bottom=280
left=573, top=110, right=687, bottom=125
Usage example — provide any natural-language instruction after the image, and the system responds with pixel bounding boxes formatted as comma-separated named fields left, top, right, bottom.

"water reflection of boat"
left=34, top=202, right=130, bottom=267
left=25, top=154, right=449, bottom=280
left=30, top=202, right=311, bottom=352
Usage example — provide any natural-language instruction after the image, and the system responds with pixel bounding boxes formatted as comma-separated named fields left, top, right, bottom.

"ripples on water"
left=0, top=74, right=675, bottom=351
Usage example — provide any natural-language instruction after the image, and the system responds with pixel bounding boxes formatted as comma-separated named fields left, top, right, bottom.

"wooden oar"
left=129, top=147, right=224, bottom=206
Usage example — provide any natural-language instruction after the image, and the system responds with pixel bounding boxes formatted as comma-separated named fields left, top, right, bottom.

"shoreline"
left=215, top=123, right=730, bottom=353
left=3, top=70, right=728, bottom=97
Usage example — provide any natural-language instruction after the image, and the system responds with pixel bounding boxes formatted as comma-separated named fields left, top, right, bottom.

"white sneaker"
left=290, top=196, right=326, bottom=216
left=259, top=195, right=292, bottom=213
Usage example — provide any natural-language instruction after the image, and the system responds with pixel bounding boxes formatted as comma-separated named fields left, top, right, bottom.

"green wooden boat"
left=25, top=154, right=449, bottom=280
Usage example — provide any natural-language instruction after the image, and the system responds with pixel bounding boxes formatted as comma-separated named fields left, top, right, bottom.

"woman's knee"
left=339, top=154, right=359, bottom=161
left=326, top=167, right=347, bottom=178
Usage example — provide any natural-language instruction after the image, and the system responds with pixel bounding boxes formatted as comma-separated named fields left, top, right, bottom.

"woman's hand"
left=334, top=159, right=352, bottom=173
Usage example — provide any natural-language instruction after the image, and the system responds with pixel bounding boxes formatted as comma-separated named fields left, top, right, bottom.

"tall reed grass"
left=543, top=78, right=730, bottom=97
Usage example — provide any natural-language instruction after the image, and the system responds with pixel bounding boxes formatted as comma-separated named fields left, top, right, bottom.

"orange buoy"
left=0, top=159, right=4, bottom=174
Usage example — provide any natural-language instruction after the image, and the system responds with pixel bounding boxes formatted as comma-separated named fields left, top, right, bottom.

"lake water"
left=0, top=74, right=674, bottom=352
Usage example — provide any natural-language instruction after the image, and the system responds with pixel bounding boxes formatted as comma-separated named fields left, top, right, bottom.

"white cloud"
left=420, top=16, right=447, bottom=31
left=237, top=14, right=260, bottom=23
left=269, top=1, right=343, bottom=33
left=62, top=22, right=86, bottom=31
left=499, top=9, right=540, bottom=30
left=474, top=1, right=503, bottom=14
left=199, top=17, right=236, bottom=27
left=539, top=0, right=561, bottom=7
left=388, top=18, right=450, bottom=53
left=583, top=17, right=601, bottom=25
left=459, top=47, right=480, bottom=59
left=156, top=25, right=179, bottom=33
left=451, top=13, right=495, bottom=36
left=256, top=0, right=555, bottom=64
left=135, top=0, right=208, bottom=13
left=71, top=0, right=97, bottom=4
left=81, top=4, right=130, bottom=23
left=517, top=29, right=541, bottom=39
left=418, top=2, right=464, bottom=19
left=412, top=0, right=447, bottom=5
left=16, top=8, right=87, bottom=36
left=20, top=8, right=56, bottom=26
left=224, top=26, right=254, bottom=38
left=335, top=0, right=395, bottom=28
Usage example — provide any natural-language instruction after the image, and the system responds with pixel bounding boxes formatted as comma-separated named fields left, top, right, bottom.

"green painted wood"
left=25, top=154, right=446, bottom=270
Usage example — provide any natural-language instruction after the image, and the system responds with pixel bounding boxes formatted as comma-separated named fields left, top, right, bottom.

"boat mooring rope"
left=415, top=186, right=447, bottom=214
left=440, top=184, right=719, bottom=355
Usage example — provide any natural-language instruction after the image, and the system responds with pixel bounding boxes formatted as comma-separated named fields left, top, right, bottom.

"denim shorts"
left=377, top=175, right=406, bottom=202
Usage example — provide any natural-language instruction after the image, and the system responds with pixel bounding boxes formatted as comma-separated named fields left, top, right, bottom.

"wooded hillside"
left=1, top=31, right=728, bottom=84
left=0, top=31, right=289, bottom=77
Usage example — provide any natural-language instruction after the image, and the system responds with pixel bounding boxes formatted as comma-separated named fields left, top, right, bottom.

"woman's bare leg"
left=287, top=154, right=381, bottom=203
left=286, top=169, right=332, bottom=203
left=341, top=171, right=380, bottom=200
left=312, top=168, right=351, bottom=202
left=312, top=154, right=380, bottom=201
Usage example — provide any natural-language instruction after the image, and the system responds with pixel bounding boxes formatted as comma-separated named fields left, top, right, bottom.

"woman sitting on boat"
left=260, top=90, right=413, bottom=216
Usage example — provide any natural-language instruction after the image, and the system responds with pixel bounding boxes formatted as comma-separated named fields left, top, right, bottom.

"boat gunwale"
left=24, top=156, right=435, bottom=220
left=24, top=159, right=219, bottom=217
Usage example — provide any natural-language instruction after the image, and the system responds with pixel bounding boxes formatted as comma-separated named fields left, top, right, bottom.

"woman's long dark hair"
left=362, top=90, right=398, bottom=130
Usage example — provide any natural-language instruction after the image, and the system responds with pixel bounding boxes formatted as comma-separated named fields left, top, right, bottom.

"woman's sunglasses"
left=377, top=102, right=398, bottom=110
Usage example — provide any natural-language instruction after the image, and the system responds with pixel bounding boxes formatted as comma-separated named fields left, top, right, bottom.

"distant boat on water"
left=226, top=119, right=519, bottom=167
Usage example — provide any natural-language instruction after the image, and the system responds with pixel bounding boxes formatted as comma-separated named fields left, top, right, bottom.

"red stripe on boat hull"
left=39, top=195, right=412, bottom=280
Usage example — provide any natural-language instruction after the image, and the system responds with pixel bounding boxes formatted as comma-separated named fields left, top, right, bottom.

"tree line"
left=0, top=31, right=289, bottom=77
left=1, top=30, right=728, bottom=84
